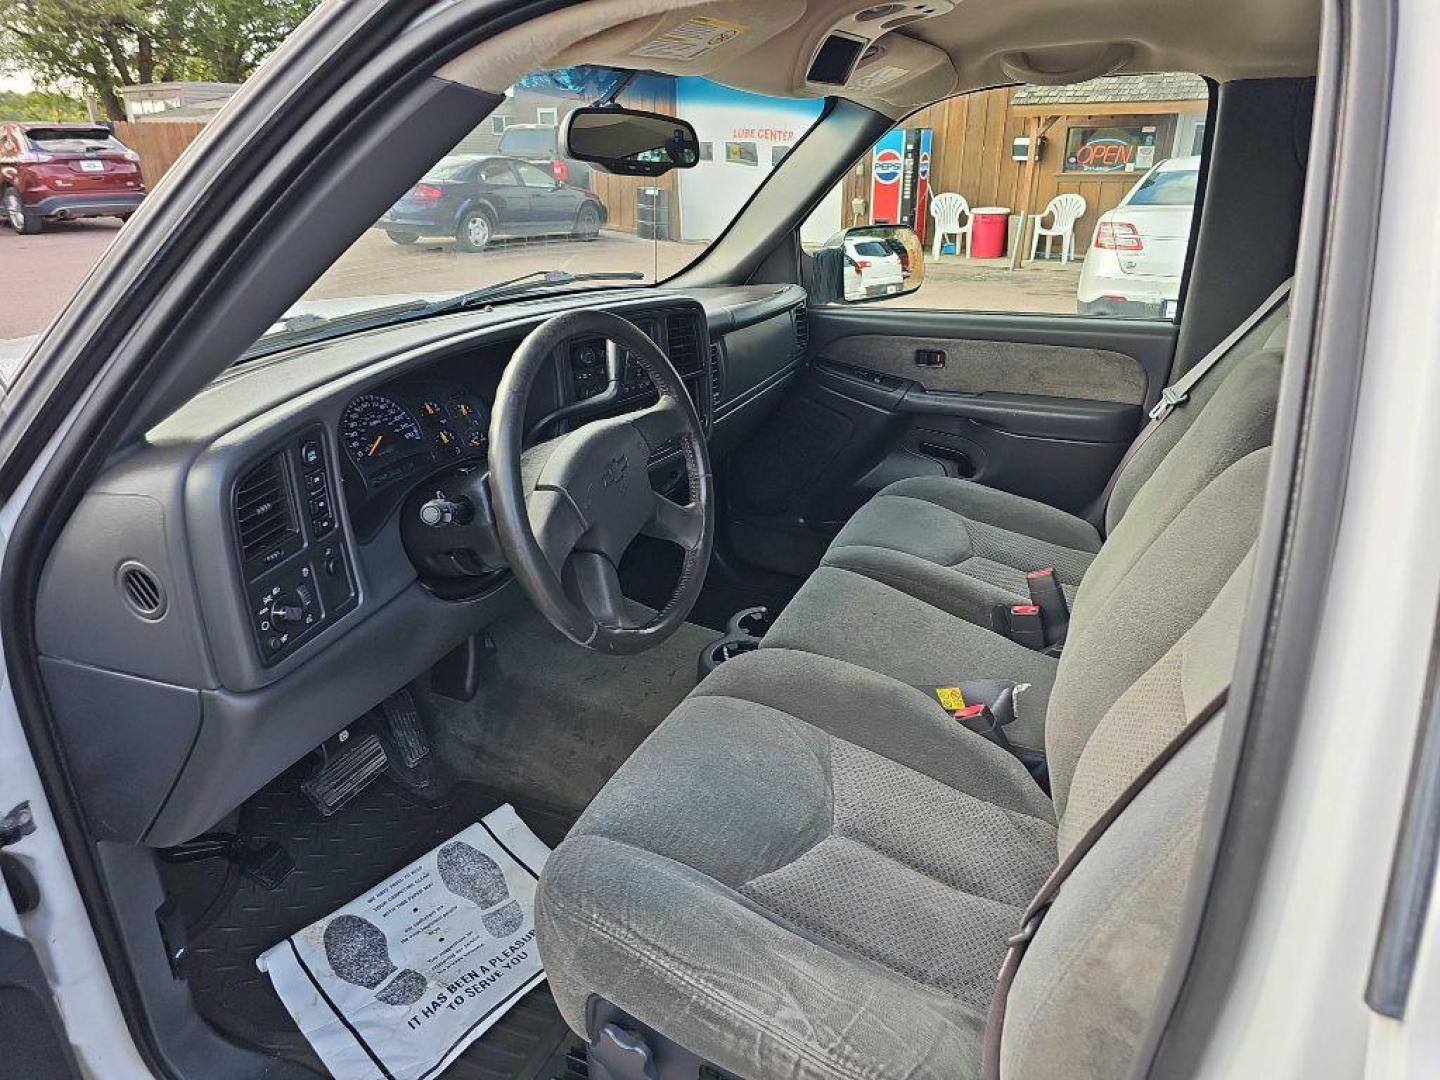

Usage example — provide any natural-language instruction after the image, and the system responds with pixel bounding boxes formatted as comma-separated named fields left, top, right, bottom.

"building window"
left=490, top=115, right=512, bottom=134
left=1189, top=121, right=1207, bottom=156
left=697, top=141, right=713, bottom=161
left=535, top=107, right=559, bottom=127
left=725, top=141, right=758, bottom=166
left=1062, top=124, right=1160, bottom=173
left=771, top=144, right=792, bottom=167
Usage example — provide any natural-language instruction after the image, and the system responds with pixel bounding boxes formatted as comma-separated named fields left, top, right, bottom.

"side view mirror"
left=560, top=107, right=700, bottom=177
left=823, top=225, right=926, bottom=303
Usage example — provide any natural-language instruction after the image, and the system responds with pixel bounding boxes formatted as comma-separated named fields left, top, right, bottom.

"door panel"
left=725, top=307, right=1178, bottom=578
left=818, top=334, right=1147, bottom=405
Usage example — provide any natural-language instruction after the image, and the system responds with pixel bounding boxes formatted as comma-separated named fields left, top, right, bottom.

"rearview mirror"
left=560, top=107, right=700, bottom=177
left=823, top=225, right=926, bottom=303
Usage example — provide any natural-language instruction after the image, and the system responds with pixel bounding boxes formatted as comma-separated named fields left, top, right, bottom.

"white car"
left=842, top=236, right=906, bottom=299
left=1076, top=155, right=1200, bottom=318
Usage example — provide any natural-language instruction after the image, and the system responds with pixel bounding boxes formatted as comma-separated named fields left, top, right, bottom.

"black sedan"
left=378, top=154, right=606, bottom=251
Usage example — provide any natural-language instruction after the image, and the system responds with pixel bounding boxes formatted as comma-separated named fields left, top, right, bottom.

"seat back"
left=1042, top=193, right=1087, bottom=232
left=1003, top=544, right=1259, bottom=1080
left=931, top=192, right=969, bottom=230
left=1105, top=296, right=1289, bottom=534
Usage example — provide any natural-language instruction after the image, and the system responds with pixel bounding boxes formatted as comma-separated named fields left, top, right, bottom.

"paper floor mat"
left=259, top=804, right=550, bottom=1079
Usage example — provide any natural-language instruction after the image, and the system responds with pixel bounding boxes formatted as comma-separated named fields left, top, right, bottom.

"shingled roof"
left=1012, top=72, right=1208, bottom=106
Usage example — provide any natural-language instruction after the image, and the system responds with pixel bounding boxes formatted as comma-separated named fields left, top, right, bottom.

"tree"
left=0, top=0, right=313, bottom=119
left=0, top=87, right=86, bottom=119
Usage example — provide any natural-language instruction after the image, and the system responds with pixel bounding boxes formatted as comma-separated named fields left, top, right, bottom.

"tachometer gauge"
left=340, top=394, right=425, bottom=471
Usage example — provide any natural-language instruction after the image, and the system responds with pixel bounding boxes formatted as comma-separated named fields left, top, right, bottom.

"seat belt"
left=979, top=686, right=1230, bottom=1080
left=1092, top=278, right=1293, bottom=530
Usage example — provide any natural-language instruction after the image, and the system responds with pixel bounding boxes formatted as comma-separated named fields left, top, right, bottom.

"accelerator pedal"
left=381, top=688, right=429, bottom=768
left=379, top=687, right=442, bottom=798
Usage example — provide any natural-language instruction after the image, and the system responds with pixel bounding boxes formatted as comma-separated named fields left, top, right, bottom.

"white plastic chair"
left=1029, top=193, right=1088, bottom=263
left=929, top=193, right=972, bottom=258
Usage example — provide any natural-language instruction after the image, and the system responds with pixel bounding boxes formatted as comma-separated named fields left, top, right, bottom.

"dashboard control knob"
left=419, top=494, right=469, bottom=528
left=269, top=599, right=304, bottom=625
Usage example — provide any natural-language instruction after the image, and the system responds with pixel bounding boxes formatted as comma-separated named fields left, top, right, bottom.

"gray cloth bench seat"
left=537, top=448, right=1270, bottom=1080
left=806, top=299, right=1289, bottom=633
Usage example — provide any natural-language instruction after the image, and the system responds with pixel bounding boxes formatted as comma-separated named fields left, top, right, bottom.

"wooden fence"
left=113, top=120, right=208, bottom=189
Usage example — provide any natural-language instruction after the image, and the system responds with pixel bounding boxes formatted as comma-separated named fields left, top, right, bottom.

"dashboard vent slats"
left=234, top=455, right=298, bottom=570
left=118, top=562, right=166, bottom=620
left=793, top=303, right=810, bottom=357
left=710, top=342, right=724, bottom=405
left=666, top=312, right=702, bottom=374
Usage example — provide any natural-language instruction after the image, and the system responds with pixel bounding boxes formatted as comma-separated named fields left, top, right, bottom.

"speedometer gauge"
left=340, top=394, right=424, bottom=471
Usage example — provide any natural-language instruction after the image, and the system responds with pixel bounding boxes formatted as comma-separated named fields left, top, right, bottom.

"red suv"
left=0, top=121, right=146, bottom=234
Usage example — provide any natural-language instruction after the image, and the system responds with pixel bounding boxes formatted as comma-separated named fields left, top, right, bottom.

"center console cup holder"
left=698, top=606, right=772, bottom=681
left=727, top=605, right=773, bottom=640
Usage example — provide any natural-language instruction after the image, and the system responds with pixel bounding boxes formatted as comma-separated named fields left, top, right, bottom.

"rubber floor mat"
left=162, top=766, right=579, bottom=1079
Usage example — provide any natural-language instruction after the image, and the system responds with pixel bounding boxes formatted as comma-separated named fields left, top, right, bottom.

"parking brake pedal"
left=158, top=832, right=295, bottom=890
left=302, top=732, right=388, bottom=817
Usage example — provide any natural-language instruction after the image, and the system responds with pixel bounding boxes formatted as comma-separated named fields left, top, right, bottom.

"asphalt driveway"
left=1, top=218, right=125, bottom=340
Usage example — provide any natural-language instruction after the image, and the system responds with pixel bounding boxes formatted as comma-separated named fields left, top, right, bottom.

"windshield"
left=252, top=67, right=824, bottom=354
left=496, top=128, right=556, bottom=156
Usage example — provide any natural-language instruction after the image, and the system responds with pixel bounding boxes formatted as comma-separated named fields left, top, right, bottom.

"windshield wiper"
left=419, top=270, right=646, bottom=315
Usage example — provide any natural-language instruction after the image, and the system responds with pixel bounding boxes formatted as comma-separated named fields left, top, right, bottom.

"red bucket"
left=971, top=207, right=1011, bottom=258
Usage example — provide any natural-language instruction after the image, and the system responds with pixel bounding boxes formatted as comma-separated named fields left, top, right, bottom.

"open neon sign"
left=1073, top=137, right=1134, bottom=170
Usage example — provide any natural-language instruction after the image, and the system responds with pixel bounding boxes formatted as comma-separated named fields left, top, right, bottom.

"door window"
left=515, top=161, right=557, bottom=188
left=477, top=159, right=518, bottom=185
left=803, top=71, right=1210, bottom=320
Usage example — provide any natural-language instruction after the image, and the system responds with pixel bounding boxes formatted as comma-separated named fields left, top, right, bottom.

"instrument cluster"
left=337, top=380, right=492, bottom=537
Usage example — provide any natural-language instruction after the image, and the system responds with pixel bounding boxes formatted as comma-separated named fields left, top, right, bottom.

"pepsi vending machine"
left=869, top=128, right=933, bottom=243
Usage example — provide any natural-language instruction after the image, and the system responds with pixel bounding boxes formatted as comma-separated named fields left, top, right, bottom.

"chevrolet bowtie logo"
left=601, top=455, right=628, bottom=487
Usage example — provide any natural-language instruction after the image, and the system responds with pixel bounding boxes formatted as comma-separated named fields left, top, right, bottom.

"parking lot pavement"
left=1, top=219, right=125, bottom=341
left=899, top=255, right=1083, bottom=315
left=302, top=229, right=703, bottom=303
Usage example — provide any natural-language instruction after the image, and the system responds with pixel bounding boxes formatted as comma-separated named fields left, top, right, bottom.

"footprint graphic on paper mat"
left=436, top=840, right=525, bottom=938
left=323, top=914, right=428, bottom=1006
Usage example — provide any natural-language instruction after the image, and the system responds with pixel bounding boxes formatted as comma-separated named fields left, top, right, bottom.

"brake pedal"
left=302, top=732, right=388, bottom=817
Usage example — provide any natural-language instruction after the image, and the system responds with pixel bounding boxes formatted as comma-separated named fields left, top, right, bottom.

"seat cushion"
left=536, top=648, right=1054, bottom=1080
left=824, top=475, right=1101, bottom=627
left=764, top=565, right=1060, bottom=751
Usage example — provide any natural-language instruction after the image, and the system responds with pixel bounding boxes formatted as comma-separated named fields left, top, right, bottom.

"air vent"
left=793, top=304, right=810, bottom=357
left=234, top=454, right=299, bottom=576
left=666, top=311, right=702, bottom=374
left=117, top=561, right=166, bottom=620
left=709, top=342, right=725, bottom=405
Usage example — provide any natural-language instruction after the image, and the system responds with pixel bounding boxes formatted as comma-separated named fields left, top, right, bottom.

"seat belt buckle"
left=951, top=703, right=1012, bottom=751
left=1007, top=604, right=1046, bottom=650
left=1025, top=568, right=1069, bottom=648
left=1148, top=384, right=1188, bottom=422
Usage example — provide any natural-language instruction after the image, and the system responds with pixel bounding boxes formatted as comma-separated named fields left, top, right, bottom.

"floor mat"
left=418, top=606, right=716, bottom=813
left=163, top=768, right=579, bottom=1079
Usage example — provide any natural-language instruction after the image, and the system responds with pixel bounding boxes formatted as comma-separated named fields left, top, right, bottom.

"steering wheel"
left=488, top=310, right=714, bottom=653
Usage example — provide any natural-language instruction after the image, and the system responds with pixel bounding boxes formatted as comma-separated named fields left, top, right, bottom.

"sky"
left=0, top=69, right=37, bottom=93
